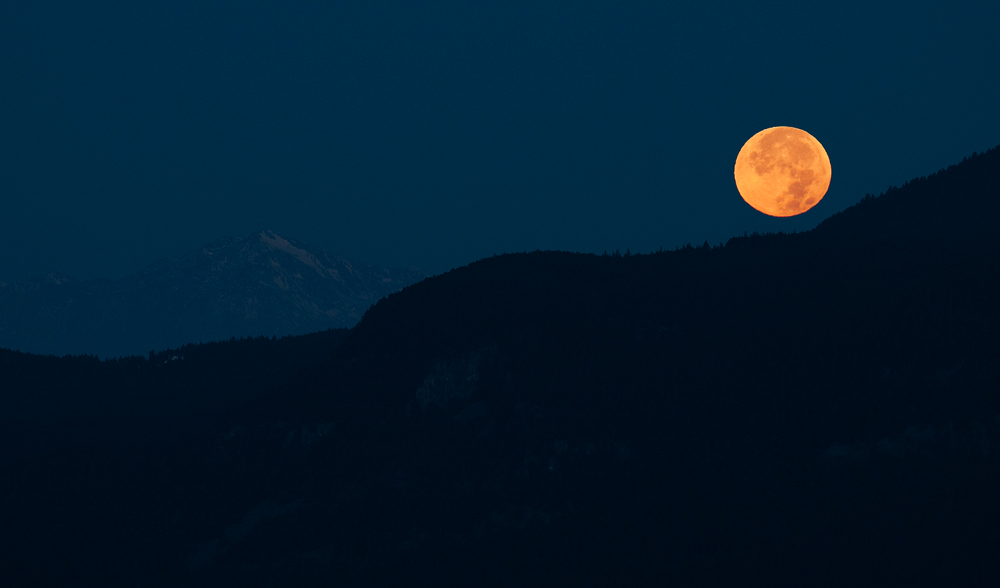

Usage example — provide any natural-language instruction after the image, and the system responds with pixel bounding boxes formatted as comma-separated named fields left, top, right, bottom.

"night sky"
left=2, top=1, right=998, bottom=282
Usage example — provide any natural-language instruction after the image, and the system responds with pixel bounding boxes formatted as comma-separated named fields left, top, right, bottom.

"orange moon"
left=734, top=126, right=831, bottom=217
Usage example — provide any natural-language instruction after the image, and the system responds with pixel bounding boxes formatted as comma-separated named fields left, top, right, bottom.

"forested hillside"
left=1, top=147, right=998, bottom=586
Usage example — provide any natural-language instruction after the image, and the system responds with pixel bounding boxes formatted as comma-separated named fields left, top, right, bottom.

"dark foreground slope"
left=2, top=148, right=999, bottom=586
left=0, top=328, right=351, bottom=584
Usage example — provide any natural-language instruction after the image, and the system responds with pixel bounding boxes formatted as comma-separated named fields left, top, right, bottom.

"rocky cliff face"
left=0, top=231, right=423, bottom=357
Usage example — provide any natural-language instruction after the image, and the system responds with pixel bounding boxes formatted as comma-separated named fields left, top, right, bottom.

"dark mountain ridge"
left=1, top=146, right=998, bottom=586
left=0, top=230, right=423, bottom=358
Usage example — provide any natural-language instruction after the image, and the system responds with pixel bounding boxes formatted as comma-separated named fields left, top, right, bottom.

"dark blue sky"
left=2, top=0, right=998, bottom=280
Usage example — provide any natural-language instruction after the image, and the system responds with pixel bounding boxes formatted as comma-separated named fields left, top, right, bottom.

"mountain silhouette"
left=0, top=230, right=423, bottom=357
left=1, top=147, right=998, bottom=586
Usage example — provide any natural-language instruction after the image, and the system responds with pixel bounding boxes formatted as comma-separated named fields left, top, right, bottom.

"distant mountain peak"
left=257, top=230, right=344, bottom=279
left=0, top=232, right=425, bottom=357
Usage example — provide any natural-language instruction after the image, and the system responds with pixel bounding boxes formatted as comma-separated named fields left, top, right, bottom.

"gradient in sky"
left=1, top=0, right=998, bottom=280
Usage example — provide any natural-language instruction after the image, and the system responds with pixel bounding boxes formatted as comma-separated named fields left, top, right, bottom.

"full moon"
left=734, top=126, right=831, bottom=217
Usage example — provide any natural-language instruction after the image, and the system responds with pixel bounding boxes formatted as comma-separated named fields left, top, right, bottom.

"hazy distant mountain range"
left=0, top=230, right=423, bottom=357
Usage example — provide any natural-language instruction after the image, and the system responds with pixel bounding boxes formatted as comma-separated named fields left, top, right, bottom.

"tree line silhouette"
left=1, top=146, right=998, bottom=586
